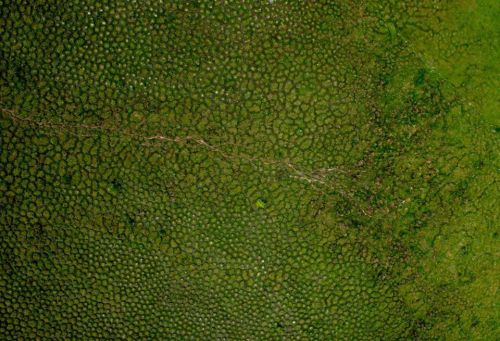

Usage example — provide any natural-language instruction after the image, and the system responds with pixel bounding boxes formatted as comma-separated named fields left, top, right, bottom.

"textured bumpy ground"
left=0, top=1, right=498, bottom=340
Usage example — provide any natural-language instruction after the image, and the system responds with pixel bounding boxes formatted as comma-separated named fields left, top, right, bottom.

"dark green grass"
left=0, top=1, right=498, bottom=339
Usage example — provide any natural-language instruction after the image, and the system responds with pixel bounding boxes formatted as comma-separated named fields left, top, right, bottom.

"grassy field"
left=0, top=1, right=498, bottom=339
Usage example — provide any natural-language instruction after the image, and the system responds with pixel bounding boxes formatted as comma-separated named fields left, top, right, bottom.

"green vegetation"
left=0, top=0, right=498, bottom=339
